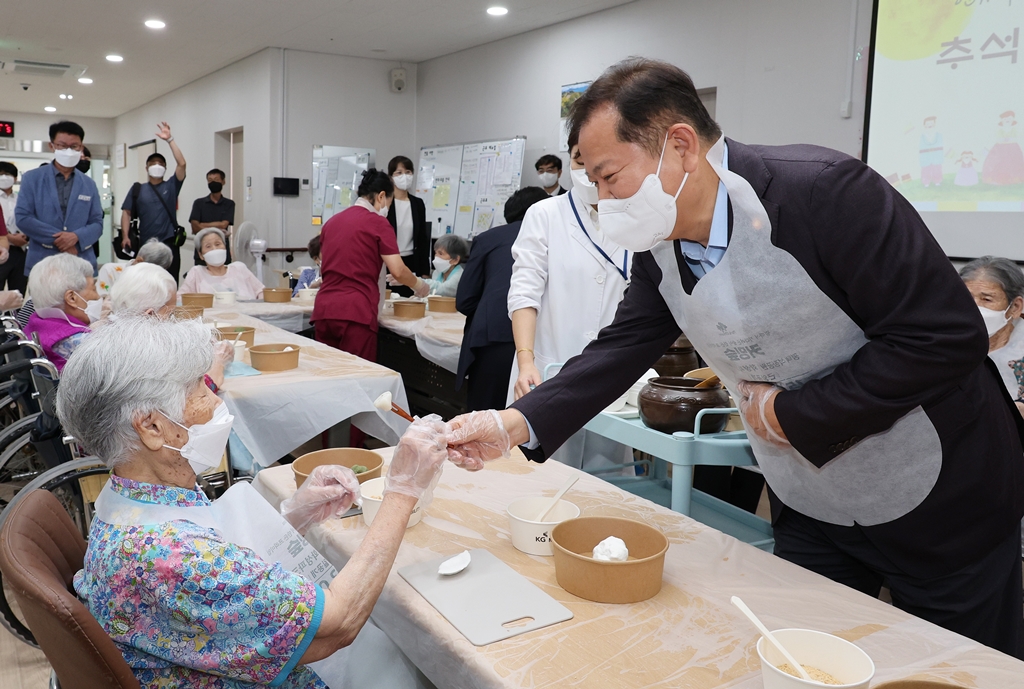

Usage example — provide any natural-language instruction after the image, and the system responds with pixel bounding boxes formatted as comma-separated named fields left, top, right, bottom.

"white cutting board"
left=398, top=548, right=573, bottom=646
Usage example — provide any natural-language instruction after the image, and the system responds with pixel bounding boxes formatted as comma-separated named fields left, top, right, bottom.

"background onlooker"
left=0, top=161, right=28, bottom=292
left=97, top=238, right=174, bottom=296
left=385, top=155, right=429, bottom=296
left=534, top=154, right=566, bottom=196
left=292, top=234, right=322, bottom=296
left=189, top=168, right=235, bottom=266
left=181, top=227, right=263, bottom=299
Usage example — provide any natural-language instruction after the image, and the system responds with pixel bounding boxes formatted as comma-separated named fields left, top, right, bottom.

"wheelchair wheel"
left=0, top=423, right=49, bottom=510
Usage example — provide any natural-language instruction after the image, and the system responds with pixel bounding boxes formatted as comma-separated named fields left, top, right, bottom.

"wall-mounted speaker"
left=390, top=68, right=407, bottom=93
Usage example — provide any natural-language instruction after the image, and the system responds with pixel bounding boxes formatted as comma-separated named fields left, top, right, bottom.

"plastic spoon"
left=373, top=391, right=415, bottom=423
left=730, top=596, right=813, bottom=681
left=535, top=475, right=579, bottom=521
left=438, top=550, right=471, bottom=576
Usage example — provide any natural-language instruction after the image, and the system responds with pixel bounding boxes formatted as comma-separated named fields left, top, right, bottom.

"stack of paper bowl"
left=550, top=516, right=668, bottom=603
left=216, top=326, right=255, bottom=347
left=172, top=305, right=204, bottom=319
left=248, top=344, right=300, bottom=371
left=428, top=296, right=457, bottom=313
left=263, top=288, right=292, bottom=303
left=393, top=300, right=427, bottom=319
left=506, top=497, right=581, bottom=556
left=297, top=288, right=318, bottom=303
left=757, top=629, right=874, bottom=689
left=181, top=293, right=214, bottom=308
left=292, top=448, right=383, bottom=487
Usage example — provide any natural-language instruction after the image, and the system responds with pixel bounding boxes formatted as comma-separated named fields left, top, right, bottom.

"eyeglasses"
left=52, top=143, right=84, bottom=152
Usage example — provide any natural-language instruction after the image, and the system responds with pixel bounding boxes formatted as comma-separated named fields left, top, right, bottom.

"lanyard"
left=567, top=193, right=629, bottom=282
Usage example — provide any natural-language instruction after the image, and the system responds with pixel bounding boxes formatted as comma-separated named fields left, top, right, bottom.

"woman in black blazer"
left=386, top=156, right=430, bottom=296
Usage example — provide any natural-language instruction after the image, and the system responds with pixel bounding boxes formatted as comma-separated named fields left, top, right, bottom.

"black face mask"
left=208, top=181, right=223, bottom=194
left=76, top=159, right=91, bottom=173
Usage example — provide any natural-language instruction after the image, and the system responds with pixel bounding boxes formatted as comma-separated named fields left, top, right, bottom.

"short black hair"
left=568, top=57, right=721, bottom=156
left=535, top=154, right=562, bottom=172
left=357, top=168, right=394, bottom=199
left=207, top=168, right=226, bottom=181
left=388, top=155, right=414, bottom=176
left=504, top=186, right=550, bottom=223
left=307, top=234, right=321, bottom=260
left=146, top=153, right=167, bottom=166
left=0, top=162, right=17, bottom=177
left=81, top=146, right=92, bottom=159
left=49, top=121, right=85, bottom=142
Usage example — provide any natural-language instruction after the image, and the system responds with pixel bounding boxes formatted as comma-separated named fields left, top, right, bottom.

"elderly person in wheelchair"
left=56, top=316, right=446, bottom=688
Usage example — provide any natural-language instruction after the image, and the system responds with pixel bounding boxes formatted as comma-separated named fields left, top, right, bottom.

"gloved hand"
left=213, top=340, right=235, bottom=366
left=737, top=380, right=789, bottom=446
left=384, top=414, right=448, bottom=504
left=0, top=290, right=23, bottom=312
left=385, top=274, right=401, bottom=286
left=0, top=246, right=8, bottom=264
left=412, top=278, right=431, bottom=298
left=445, top=409, right=511, bottom=471
left=281, top=464, right=361, bottom=534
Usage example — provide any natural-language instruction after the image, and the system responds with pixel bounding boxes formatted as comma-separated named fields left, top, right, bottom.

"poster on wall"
left=115, top=143, right=126, bottom=169
left=559, top=82, right=591, bottom=152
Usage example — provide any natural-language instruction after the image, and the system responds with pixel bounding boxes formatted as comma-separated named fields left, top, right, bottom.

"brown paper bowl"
left=292, top=448, right=384, bottom=487
left=172, top=305, right=204, bottom=319
left=248, top=343, right=300, bottom=371
left=393, top=300, right=427, bottom=319
left=216, top=326, right=256, bottom=348
left=873, top=683, right=969, bottom=689
left=263, top=287, right=292, bottom=303
left=181, top=293, right=215, bottom=308
left=428, top=296, right=457, bottom=313
left=551, top=516, right=669, bottom=604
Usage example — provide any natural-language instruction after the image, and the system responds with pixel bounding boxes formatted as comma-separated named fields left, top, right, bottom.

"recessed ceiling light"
left=67, top=94, right=73, bottom=99
left=44, top=106, right=56, bottom=112
left=487, top=6, right=508, bottom=15
left=106, top=54, right=123, bottom=62
left=59, top=94, right=67, bottom=99
left=78, top=77, right=93, bottom=84
left=145, top=19, right=165, bottom=29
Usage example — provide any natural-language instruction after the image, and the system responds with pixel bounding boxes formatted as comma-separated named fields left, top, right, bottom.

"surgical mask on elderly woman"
left=433, top=257, right=452, bottom=273
left=74, top=292, right=103, bottom=324
left=203, top=249, right=227, bottom=267
left=162, top=402, right=234, bottom=475
left=979, top=305, right=1013, bottom=336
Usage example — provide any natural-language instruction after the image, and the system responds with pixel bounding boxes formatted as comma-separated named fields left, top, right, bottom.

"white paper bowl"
left=298, top=288, right=319, bottom=302
left=506, top=496, right=581, bottom=556
left=757, top=629, right=874, bottom=689
left=213, top=291, right=237, bottom=305
left=360, top=477, right=424, bottom=528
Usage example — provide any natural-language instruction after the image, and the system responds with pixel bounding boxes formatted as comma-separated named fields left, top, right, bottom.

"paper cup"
left=233, top=341, right=246, bottom=363
left=757, top=629, right=874, bottom=689
left=297, top=288, right=318, bottom=303
left=213, top=291, right=237, bottom=305
left=506, top=497, right=581, bottom=556
left=360, top=477, right=425, bottom=528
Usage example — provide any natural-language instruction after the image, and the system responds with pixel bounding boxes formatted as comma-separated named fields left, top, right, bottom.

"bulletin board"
left=416, top=137, right=527, bottom=238
left=311, top=145, right=375, bottom=226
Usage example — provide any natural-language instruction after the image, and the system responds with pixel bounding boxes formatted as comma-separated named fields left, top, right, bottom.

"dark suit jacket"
left=512, top=138, right=1024, bottom=575
left=387, top=194, right=430, bottom=276
left=455, top=221, right=521, bottom=387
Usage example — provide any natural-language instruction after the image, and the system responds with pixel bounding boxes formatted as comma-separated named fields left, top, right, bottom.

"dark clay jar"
left=653, top=335, right=700, bottom=378
left=637, top=377, right=730, bottom=435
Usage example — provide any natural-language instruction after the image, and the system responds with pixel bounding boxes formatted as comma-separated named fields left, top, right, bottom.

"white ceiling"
left=0, top=0, right=634, bottom=119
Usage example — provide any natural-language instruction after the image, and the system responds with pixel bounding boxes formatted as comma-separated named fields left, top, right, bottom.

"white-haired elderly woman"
left=97, top=238, right=174, bottom=296
left=960, top=256, right=1024, bottom=416
left=390, top=234, right=469, bottom=298
left=182, top=227, right=264, bottom=299
left=58, top=315, right=448, bottom=688
left=24, top=253, right=101, bottom=371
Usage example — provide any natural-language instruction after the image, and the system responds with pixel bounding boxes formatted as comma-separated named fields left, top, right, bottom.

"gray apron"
left=649, top=138, right=942, bottom=527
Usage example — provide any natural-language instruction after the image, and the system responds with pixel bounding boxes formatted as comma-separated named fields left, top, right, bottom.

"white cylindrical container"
left=506, top=496, right=581, bottom=556
left=757, top=628, right=874, bottom=689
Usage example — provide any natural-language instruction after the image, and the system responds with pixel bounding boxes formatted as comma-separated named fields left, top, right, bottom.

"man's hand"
left=155, top=122, right=173, bottom=141
left=737, top=380, right=789, bottom=446
left=53, top=231, right=79, bottom=252
left=445, top=409, right=524, bottom=470
left=8, top=234, right=27, bottom=248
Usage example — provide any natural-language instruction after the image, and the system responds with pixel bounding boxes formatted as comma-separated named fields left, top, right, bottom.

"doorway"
left=214, top=128, right=244, bottom=253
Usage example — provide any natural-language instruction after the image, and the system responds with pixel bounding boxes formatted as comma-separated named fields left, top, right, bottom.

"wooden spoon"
left=695, top=374, right=720, bottom=389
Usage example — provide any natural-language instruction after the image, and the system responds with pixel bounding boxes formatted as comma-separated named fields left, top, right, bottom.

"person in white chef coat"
left=507, top=137, right=633, bottom=472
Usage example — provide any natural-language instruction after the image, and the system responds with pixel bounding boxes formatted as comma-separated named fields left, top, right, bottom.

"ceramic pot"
left=653, top=335, right=699, bottom=378
left=637, top=376, right=729, bottom=434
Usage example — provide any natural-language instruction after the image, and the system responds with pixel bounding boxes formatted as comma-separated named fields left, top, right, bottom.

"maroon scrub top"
left=312, top=204, right=400, bottom=330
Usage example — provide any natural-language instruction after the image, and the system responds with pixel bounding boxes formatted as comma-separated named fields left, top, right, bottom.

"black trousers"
left=773, top=507, right=1024, bottom=659
left=164, top=239, right=181, bottom=285
left=693, top=466, right=765, bottom=514
left=465, top=342, right=516, bottom=412
left=0, top=246, right=27, bottom=292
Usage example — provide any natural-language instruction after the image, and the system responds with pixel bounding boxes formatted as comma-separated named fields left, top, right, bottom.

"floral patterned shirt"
left=74, top=475, right=326, bottom=688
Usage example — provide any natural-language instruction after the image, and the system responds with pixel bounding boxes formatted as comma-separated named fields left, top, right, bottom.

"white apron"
left=93, top=481, right=428, bottom=689
left=648, top=138, right=942, bottom=527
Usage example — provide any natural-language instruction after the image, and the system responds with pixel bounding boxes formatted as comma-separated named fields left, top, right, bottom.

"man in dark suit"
left=446, top=58, right=1024, bottom=657
left=456, top=186, right=550, bottom=411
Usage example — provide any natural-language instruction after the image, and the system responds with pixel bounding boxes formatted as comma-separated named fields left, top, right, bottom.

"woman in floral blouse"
left=56, top=316, right=449, bottom=688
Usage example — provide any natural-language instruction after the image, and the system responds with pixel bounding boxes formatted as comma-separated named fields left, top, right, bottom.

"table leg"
left=671, top=464, right=693, bottom=515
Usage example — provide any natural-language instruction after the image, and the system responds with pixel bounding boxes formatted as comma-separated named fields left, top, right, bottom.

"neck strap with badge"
left=567, top=192, right=629, bottom=281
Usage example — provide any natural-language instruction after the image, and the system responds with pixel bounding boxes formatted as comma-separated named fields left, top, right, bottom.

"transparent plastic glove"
left=0, top=290, right=23, bottom=311
left=445, top=409, right=511, bottom=471
left=736, top=380, right=789, bottom=446
left=213, top=340, right=235, bottom=366
left=0, top=247, right=8, bottom=264
left=384, top=414, right=448, bottom=503
left=281, top=464, right=361, bottom=534
left=412, top=278, right=431, bottom=298
left=385, top=274, right=401, bottom=286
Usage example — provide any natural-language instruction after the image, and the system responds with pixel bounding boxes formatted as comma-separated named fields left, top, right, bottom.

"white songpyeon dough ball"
left=592, top=536, right=629, bottom=562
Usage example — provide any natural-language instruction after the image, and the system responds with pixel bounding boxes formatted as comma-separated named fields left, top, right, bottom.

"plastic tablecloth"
left=208, top=300, right=314, bottom=333
left=253, top=449, right=1024, bottom=689
left=210, top=312, right=410, bottom=466
left=378, top=305, right=465, bottom=373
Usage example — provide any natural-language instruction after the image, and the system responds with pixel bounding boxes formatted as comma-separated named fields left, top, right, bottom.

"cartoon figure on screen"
left=954, top=151, right=980, bottom=187
left=982, top=111, right=1024, bottom=186
left=918, top=116, right=943, bottom=187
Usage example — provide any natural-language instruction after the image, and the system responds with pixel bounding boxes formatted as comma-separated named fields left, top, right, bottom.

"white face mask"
left=537, top=171, right=559, bottom=188
left=597, top=134, right=688, bottom=253
left=378, top=203, right=390, bottom=217
left=570, top=167, right=600, bottom=206
left=163, top=402, right=234, bottom=475
left=393, top=173, right=414, bottom=191
left=148, top=164, right=166, bottom=179
left=979, top=305, right=1013, bottom=336
left=72, top=292, right=102, bottom=324
left=0, top=175, right=14, bottom=190
left=203, top=249, right=227, bottom=267
left=433, top=257, right=452, bottom=273
left=53, top=148, right=82, bottom=168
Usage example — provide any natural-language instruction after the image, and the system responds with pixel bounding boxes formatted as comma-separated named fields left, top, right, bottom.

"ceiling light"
left=67, top=94, right=73, bottom=99
left=59, top=94, right=67, bottom=99
left=106, top=54, right=123, bottom=62
left=44, top=106, right=56, bottom=112
left=145, top=19, right=165, bottom=29
left=78, top=77, right=93, bottom=84
left=487, top=6, right=508, bottom=15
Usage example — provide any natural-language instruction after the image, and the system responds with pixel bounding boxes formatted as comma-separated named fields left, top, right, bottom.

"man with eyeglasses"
left=15, top=121, right=103, bottom=278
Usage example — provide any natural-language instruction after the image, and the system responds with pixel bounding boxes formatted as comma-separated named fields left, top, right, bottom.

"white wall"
left=416, top=0, right=872, bottom=191
left=0, top=110, right=115, bottom=148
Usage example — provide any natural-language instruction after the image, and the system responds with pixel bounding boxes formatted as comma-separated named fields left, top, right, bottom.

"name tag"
left=78, top=194, right=91, bottom=201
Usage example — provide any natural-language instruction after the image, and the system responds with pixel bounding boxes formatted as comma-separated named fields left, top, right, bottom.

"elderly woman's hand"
left=281, top=464, right=361, bottom=534
left=384, top=415, right=448, bottom=501
left=0, top=290, right=23, bottom=311
left=213, top=340, right=235, bottom=366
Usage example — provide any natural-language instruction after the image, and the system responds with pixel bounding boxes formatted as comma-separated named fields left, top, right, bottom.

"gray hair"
left=27, top=254, right=93, bottom=309
left=434, top=234, right=470, bottom=262
left=195, top=227, right=227, bottom=255
left=56, top=316, right=215, bottom=468
left=110, top=263, right=177, bottom=316
left=960, top=256, right=1024, bottom=302
left=137, top=238, right=173, bottom=270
